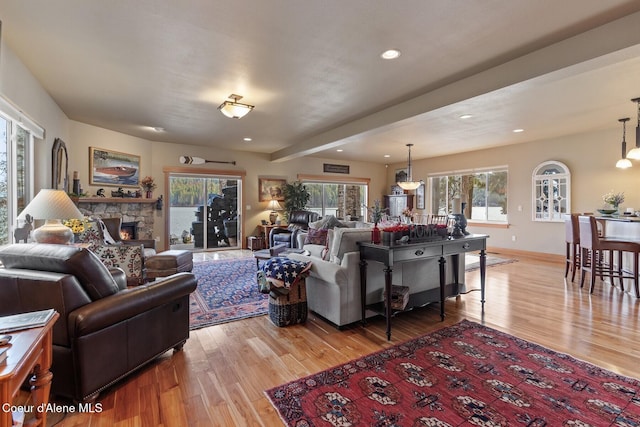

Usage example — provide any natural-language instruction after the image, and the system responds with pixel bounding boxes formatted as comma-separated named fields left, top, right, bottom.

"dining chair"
left=564, top=214, right=580, bottom=282
left=428, top=214, right=449, bottom=225
left=578, top=215, right=640, bottom=297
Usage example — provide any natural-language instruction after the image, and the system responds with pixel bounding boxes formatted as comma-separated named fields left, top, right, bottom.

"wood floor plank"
left=20, top=253, right=640, bottom=425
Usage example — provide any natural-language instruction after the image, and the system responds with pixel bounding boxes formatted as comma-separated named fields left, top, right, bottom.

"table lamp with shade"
left=267, top=199, right=282, bottom=225
left=17, top=189, right=84, bottom=244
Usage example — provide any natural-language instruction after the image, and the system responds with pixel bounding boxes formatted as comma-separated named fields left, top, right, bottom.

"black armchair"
left=269, top=210, right=319, bottom=248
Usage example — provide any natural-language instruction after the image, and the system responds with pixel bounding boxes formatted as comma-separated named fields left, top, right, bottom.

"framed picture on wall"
left=258, top=178, right=286, bottom=201
left=416, top=182, right=425, bottom=209
left=395, top=168, right=408, bottom=184
left=89, top=147, right=141, bottom=187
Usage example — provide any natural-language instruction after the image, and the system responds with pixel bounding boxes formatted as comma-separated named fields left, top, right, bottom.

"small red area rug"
left=266, top=320, right=640, bottom=426
left=189, top=257, right=266, bottom=329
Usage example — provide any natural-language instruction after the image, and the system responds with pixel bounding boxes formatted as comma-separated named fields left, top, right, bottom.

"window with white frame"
left=0, top=96, right=42, bottom=244
left=428, top=167, right=508, bottom=223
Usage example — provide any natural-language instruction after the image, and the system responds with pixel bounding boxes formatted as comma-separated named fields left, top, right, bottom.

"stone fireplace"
left=75, top=197, right=157, bottom=240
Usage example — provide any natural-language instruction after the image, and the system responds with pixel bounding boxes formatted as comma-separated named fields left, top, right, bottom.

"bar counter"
left=596, top=215, right=640, bottom=239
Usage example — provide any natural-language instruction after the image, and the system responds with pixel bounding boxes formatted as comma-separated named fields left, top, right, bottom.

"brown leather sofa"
left=0, top=243, right=197, bottom=402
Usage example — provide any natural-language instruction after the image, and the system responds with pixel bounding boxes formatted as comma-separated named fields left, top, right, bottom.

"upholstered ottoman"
left=145, top=250, right=193, bottom=280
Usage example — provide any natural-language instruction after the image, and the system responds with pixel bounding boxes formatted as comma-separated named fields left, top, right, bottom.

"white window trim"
left=427, top=165, right=509, bottom=224
left=0, top=95, right=45, bottom=139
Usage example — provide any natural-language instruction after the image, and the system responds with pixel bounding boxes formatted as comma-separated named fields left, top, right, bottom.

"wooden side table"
left=0, top=312, right=59, bottom=427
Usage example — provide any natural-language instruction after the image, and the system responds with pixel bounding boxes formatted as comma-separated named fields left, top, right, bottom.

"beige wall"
left=0, top=38, right=70, bottom=191
left=387, top=127, right=640, bottom=255
left=69, top=121, right=387, bottom=249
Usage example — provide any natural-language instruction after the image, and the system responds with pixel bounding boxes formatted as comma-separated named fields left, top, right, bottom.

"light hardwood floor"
left=20, top=252, right=640, bottom=426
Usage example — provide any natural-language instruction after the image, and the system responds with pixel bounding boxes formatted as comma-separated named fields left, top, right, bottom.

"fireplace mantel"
left=74, top=197, right=157, bottom=204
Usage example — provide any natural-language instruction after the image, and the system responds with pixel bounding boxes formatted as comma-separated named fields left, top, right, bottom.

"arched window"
left=532, top=161, right=570, bottom=222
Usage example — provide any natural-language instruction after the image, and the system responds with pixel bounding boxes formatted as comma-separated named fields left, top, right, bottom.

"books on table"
left=0, top=309, right=56, bottom=334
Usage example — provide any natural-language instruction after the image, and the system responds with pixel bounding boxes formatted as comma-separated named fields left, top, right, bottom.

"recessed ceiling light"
left=243, top=137, right=252, bottom=142
left=336, top=149, right=344, bottom=152
left=513, top=128, right=524, bottom=133
left=459, top=114, right=473, bottom=119
left=384, top=154, right=391, bottom=158
left=381, top=49, right=401, bottom=60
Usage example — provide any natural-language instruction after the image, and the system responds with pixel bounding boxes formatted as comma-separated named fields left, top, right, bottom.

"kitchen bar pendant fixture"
left=626, top=97, right=640, bottom=160
left=218, top=94, right=254, bottom=119
left=397, top=143, right=422, bottom=190
left=616, top=118, right=632, bottom=169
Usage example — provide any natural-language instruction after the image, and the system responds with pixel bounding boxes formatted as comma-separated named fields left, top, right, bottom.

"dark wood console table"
left=359, top=234, right=488, bottom=340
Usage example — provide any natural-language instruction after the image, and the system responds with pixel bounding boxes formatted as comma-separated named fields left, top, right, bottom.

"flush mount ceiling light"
left=625, top=97, right=640, bottom=160
left=381, top=49, right=401, bottom=60
left=397, top=143, right=422, bottom=190
left=218, top=94, right=254, bottom=119
left=616, top=117, right=632, bottom=169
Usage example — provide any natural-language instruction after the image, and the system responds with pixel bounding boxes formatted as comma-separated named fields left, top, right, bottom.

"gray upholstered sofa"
left=289, top=220, right=466, bottom=327
left=288, top=226, right=384, bottom=327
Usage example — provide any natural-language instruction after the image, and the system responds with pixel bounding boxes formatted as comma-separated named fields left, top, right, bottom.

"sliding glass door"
left=167, top=172, right=241, bottom=251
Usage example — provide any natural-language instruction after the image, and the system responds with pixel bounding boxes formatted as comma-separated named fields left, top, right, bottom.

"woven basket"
left=268, top=279, right=307, bottom=327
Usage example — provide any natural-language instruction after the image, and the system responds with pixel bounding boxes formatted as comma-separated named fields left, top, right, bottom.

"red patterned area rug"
left=189, top=257, right=266, bottom=330
left=266, top=320, right=640, bottom=426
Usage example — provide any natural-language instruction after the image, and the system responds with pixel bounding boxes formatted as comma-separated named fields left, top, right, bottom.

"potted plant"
left=366, top=199, right=387, bottom=243
left=282, top=181, right=311, bottom=221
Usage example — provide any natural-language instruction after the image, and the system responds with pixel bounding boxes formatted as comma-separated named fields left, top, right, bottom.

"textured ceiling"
left=1, top=0, right=640, bottom=164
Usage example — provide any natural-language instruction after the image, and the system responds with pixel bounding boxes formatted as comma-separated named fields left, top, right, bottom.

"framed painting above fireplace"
left=89, top=147, right=140, bottom=187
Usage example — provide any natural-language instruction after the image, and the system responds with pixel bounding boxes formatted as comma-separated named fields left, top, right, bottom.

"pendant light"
left=616, top=118, right=632, bottom=169
left=397, top=143, right=422, bottom=190
left=626, top=97, right=640, bottom=159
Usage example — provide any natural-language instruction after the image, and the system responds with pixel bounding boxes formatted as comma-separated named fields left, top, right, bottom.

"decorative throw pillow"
left=308, top=219, right=324, bottom=230
left=304, top=228, right=328, bottom=246
left=76, top=220, right=104, bottom=245
left=321, top=229, right=333, bottom=260
left=316, top=215, right=347, bottom=230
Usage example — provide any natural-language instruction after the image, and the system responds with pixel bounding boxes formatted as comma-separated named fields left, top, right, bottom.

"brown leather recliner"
left=0, top=243, right=197, bottom=402
left=269, top=210, right=319, bottom=248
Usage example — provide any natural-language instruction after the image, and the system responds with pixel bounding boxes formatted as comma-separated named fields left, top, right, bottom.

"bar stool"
left=578, top=215, right=640, bottom=297
left=564, top=214, right=580, bottom=282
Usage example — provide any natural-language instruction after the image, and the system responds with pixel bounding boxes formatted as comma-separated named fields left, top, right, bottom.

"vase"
left=450, top=202, right=470, bottom=237
left=371, top=226, right=381, bottom=244
left=146, top=190, right=153, bottom=199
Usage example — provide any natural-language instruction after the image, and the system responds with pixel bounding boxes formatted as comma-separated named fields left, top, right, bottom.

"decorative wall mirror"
left=532, top=160, right=571, bottom=222
left=51, top=138, right=68, bottom=191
